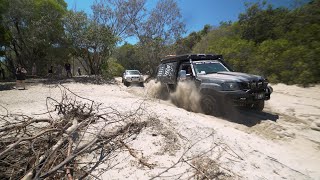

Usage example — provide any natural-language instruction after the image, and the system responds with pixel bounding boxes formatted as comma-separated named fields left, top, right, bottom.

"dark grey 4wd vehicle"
left=156, top=54, right=273, bottom=116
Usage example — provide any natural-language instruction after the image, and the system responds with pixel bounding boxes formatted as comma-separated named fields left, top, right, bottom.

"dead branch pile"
left=0, top=85, right=146, bottom=179
left=0, top=84, right=242, bottom=179
left=149, top=132, right=241, bottom=179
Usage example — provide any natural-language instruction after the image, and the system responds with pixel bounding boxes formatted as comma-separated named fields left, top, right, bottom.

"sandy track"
left=0, top=79, right=319, bottom=179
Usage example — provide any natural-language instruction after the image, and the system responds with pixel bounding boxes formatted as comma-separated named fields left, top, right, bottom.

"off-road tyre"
left=156, top=83, right=170, bottom=100
left=251, top=101, right=265, bottom=111
left=124, top=81, right=130, bottom=87
left=200, top=94, right=222, bottom=117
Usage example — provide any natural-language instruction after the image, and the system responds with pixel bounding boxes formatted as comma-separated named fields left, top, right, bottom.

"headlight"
left=222, top=82, right=239, bottom=91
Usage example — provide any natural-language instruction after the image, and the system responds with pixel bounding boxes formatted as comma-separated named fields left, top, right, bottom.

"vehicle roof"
left=160, top=54, right=223, bottom=63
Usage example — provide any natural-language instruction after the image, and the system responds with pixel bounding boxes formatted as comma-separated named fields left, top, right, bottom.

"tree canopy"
left=192, top=0, right=319, bottom=86
left=0, top=0, right=68, bottom=75
left=0, top=0, right=185, bottom=78
left=0, top=0, right=318, bottom=86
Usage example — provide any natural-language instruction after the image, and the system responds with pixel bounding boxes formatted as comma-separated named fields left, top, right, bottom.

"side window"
left=179, top=64, right=193, bottom=76
left=157, top=62, right=177, bottom=84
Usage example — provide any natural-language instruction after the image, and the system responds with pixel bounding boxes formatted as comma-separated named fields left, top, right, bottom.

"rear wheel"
left=156, top=83, right=170, bottom=100
left=200, top=95, right=221, bottom=116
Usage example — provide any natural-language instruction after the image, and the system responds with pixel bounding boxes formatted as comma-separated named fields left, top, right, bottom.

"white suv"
left=122, top=70, right=144, bottom=87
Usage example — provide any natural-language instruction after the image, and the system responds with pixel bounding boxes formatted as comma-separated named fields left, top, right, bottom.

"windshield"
left=127, top=70, right=140, bottom=75
left=194, top=61, right=229, bottom=74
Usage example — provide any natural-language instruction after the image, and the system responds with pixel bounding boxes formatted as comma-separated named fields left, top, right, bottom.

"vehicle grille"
left=240, top=81, right=268, bottom=91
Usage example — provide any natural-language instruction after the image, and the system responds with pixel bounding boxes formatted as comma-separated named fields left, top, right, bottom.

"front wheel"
left=124, top=81, right=130, bottom=87
left=200, top=95, right=221, bottom=117
left=251, top=101, right=265, bottom=111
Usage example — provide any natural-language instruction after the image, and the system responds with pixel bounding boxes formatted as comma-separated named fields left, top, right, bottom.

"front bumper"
left=221, top=87, right=272, bottom=106
left=125, top=77, right=144, bottom=83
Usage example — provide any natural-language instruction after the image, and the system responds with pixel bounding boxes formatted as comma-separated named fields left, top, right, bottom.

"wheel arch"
left=199, top=83, right=222, bottom=93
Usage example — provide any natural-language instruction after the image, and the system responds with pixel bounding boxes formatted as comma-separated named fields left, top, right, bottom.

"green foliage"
left=193, top=24, right=238, bottom=53
left=206, top=37, right=256, bottom=72
left=238, top=2, right=290, bottom=43
left=191, top=0, right=319, bottom=86
left=114, top=43, right=142, bottom=71
left=108, top=58, right=125, bottom=77
left=0, top=0, right=68, bottom=76
left=1, top=0, right=318, bottom=85
left=0, top=0, right=10, bottom=52
left=175, top=25, right=211, bottom=54
left=64, top=10, right=117, bottom=75
left=1, top=0, right=184, bottom=78
left=100, top=57, right=124, bottom=79
left=129, top=0, right=185, bottom=76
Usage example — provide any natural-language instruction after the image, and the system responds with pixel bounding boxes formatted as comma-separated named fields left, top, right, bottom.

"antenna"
left=73, top=0, right=77, bottom=12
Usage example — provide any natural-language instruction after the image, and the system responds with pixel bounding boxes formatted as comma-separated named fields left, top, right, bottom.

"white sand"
left=0, top=80, right=319, bottom=179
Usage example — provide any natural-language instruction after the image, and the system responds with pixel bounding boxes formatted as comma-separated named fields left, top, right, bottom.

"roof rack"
left=161, top=54, right=223, bottom=63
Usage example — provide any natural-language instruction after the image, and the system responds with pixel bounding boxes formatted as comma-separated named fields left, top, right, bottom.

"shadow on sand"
left=0, top=82, right=15, bottom=91
left=0, top=76, right=117, bottom=91
left=170, top=98, right=279, bottom=127
left=222, top=107, right=279, bottom=127
left=41, top=76, right=117, bottom=85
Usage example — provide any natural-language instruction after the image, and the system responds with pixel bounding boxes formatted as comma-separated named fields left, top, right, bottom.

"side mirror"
left=178, top=70, right=187, bottom=81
